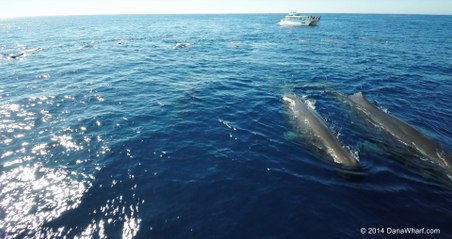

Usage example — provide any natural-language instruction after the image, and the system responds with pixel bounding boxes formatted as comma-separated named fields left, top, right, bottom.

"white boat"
left=278, top=11, right=320, bottom=26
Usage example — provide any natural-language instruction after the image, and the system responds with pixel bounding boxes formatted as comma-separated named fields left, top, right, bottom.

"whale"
left=347, top=92, right=451, bottom=170
left=283, top=94, right=359, bottom=168
left=173, top=42, right=191, bottom=49
left=8, top=48, right=42, bottom=59
left=9, top=52, right=24, bottom=59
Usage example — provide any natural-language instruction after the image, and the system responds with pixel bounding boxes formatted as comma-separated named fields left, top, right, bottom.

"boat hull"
left=278, top=20, right=312, bottom=26
left=309, top=20, right=320, bottom=26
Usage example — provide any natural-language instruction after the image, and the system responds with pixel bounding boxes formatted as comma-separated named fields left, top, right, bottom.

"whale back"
left=347, top=92, right=452, bottom=170
left=283, top=94, right=359, bottom=168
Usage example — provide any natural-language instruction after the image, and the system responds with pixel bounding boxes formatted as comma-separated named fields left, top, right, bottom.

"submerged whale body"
left=347, top=92, right=451, bottom=171
left=283, top=94, right=359, bottom=168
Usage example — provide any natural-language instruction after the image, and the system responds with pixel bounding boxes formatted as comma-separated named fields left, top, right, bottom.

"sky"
left=0, top=0, right=451, bottom=18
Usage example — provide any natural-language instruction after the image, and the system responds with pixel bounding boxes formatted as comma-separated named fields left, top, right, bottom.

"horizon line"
left=2, top=11, right=451, bottom=19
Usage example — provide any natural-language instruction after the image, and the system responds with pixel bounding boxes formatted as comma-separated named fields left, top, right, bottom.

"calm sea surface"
left=1, top=14, right=451, bottom=238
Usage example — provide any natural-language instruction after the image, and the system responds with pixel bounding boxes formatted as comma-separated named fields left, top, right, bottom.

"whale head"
left=282, top=94, right=296, bottom=108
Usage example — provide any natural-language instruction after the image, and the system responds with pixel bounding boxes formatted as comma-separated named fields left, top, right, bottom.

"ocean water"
left=0, top=14, right=451, bottom=238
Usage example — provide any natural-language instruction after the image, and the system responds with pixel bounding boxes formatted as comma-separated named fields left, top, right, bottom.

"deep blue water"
left=1, top=14, right=451, bottom=238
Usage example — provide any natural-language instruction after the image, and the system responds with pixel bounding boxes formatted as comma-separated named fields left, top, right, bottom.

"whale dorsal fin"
left=351, top=92, right=364, bottom=98
left=348, top=92, right=365, bottom=103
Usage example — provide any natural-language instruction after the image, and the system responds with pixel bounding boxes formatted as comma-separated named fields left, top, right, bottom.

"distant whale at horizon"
left=283, top=94, right=359, bottom=169
left=173, top=42, right=191, bottom=49
left=7, top=47, right=42, bottom=59
left=347, top=92, right=451, bottom=171
left=9, top=52, right=24, bottom=59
